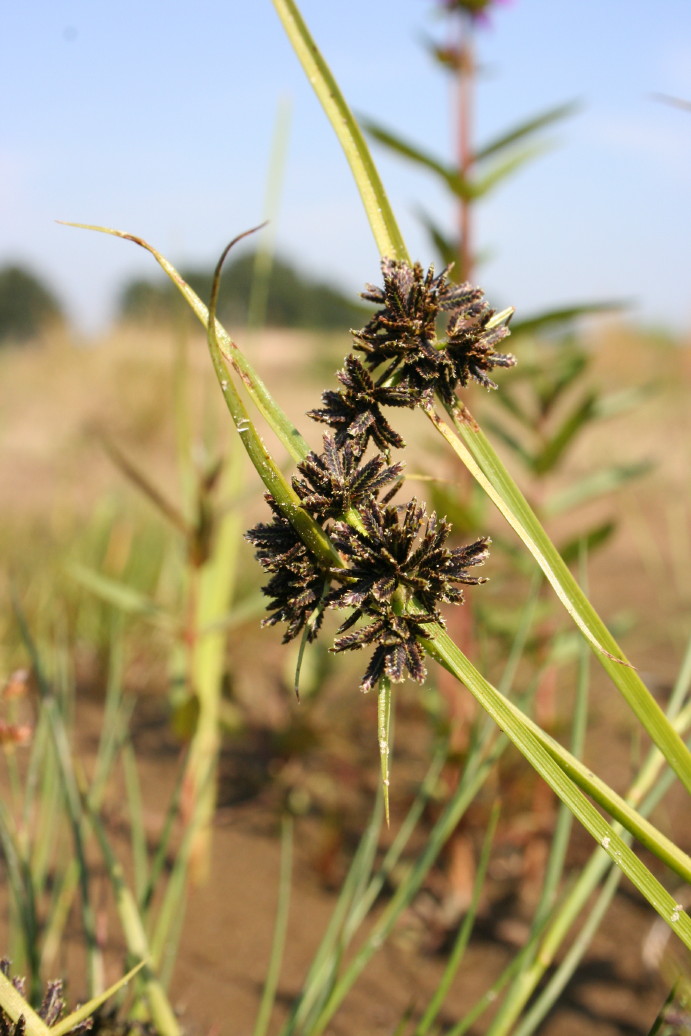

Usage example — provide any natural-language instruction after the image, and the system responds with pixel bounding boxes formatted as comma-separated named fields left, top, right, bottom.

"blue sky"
left=2, top=1, right=691, bottom=333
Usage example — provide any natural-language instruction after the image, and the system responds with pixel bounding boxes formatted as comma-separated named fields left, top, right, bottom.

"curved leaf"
left=474, top=100, right=580, bottom=162
left=272, top=0, right=408, bottom=263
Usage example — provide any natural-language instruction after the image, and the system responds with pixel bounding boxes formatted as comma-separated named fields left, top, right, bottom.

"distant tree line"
left=0, top=265, right=65, bottom=344
left=117, top=251, right=367, bottom=330
left=0, top=254, right=368, bottom=344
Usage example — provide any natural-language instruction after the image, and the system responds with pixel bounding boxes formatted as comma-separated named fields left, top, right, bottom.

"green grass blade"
left=414, top=804, right=500, bottom=1035
left=306, top=745, right=510, bottom=1035
left=0, top=803, right=40, bottom=978
left=205, top=236, right=342, bottom=571
left=252, top=817, right=293, bottom=1036
left=362, top=118, right=457, bottom=186
left=13, top=601, right=105, bottom=997
left=67, top=564, right=171, bottom=625
left=504, top=686, right=691, bottom=1031
left=50, top=961, right=148, bottom=1036
left=545, top=460, right=653, bottom=515
left=425, top=403, right=691, bottom=796
left=280, top=796, right=384, bottom=1033
left=0, top=970, right=50, bottom=1036
left=271, top=0, right=408, bottom=263
left=60, top=221, right=310, bottom=464
left=122, top=744, right=149, bottom=903
left=377, top=676, right=393, bottom=824
left=474, top=101, right=579, bottom=162
left=86, top=806, right=181, bottom=1036
left=424, top=625, right=691, bottom=949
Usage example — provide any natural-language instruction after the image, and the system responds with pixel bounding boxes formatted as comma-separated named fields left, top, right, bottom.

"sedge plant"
left=58, top=0, right=691, bottom=1027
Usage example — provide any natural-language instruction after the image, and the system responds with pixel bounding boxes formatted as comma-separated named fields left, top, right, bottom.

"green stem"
left=60, top=221, right=310, bottom=464
left=426, top=402, right=691, bottom=796
left=424, top=624, right=691, bottom=949
left=206, top=235, right=342, bottom=571
left=271, top=0, right=409, bottom=264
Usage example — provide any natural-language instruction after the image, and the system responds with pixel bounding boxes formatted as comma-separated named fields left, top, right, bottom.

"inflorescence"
left=247, top=259, right=515, bottom=692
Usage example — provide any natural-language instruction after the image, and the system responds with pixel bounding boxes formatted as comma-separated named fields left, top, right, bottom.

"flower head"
left=327, top=499, right=489, bottom=690
left=352, top=258, right=515, bottom=406
left=245, top=497, right=328, bottom=643
left=307, top=354, right=408, bottom=457
left=438, top=292, right=516, bottom=399
left=332, top=607, right=433, bottom=692
left=292, top=434, right=403, bottom=520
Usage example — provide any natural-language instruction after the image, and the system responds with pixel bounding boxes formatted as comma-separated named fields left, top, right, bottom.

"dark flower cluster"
left=246, top=259, right=512, bottom=692
left=309, top=259, right=515, bottom=452
left=245, top=497, right=327, bottom=644
left=327, top=502, right=489, bottom=690
left=307, top=355, right=408, bottom=458
left=292, top=434, right=403, bottom=520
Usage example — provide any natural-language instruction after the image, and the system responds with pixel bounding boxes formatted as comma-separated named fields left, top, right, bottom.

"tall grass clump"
left=5, top=1, right=686, bottom=1032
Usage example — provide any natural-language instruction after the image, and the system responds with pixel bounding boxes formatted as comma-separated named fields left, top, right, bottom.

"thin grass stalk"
left=282, top=794, right=384, bottom=1032
left=148, top=755, right=215, bottom=971
left=182, top=441, right=245, bottom=880
left=122, top=743, right=150, bottom=903
left=422, top=609, right=691, bottom=882
left=504, top=696, right=691, bottom=882
left=49, top=962, right=148, bottom=1036
left=43, top=641, right=132, bottom=976
left=13, top=603, right=104, bottom=997
left=0, top=803, right=40, bottom=981
left=646, top=986, right=679, bottom=1036
left=86, top=806, right=181, bottom=1036
left=510, top=864, right=623, bottom=1036
left=444, top=927, right=551, bottom=1036
left=531, top=635, right=589, bottom=929
left=140, top=761, right=186, bottom=917
left=302, top=742, right=517, bottom=1036
left=252, top=817, right=294, bottom=1036
left=481, top=669, right=691, bottom=1032
left=426, top=626, right=691, bottom=946
left=271, top=0, right=408, bottom=264
left=478, top=639, right=593, bottom=1030
left=414, top=804, right=500, bottom=1035
left=40, top=865, right=77, bottom=978
left=91, top=632, right=136, bottom=796
left=341, top=748, right=447, bottom=941
left=430, top=402, right=691, bottom=794
left=247, top=96, right=292, bottom=332
left=337, top=601, right=544, bottom=965
left=61, top=221, right=310, bottom=465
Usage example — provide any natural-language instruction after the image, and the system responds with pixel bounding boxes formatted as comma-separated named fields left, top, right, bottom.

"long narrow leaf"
left=60, top=222, right=310, bottom=464
left=87, top=806, right=181, bottom=1036
left=474, top=101, right=579, bottom=162
left=426, top=403, right=691, bottom=796
left=252, top=817, right=293, bottom=1036
left=51, top=961, right=148, bottom=1036
left=469, top=143, right=552, bottom=199
left=424, top=624, right=691, bottom=948
left=362, top=118, right=459, bottom=187
left=0, top=970, right=50, bottom=1036
left=271, top=0, right=408, bottom=263
left=510, top=300, right=622, bottom=337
